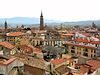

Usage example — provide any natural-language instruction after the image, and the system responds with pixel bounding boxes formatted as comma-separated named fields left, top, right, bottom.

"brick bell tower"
left=5, top=20, right=7, bottom=32
left=40, top=11, right=44, bottom=30
left=4, top=20, right=7, bottom=41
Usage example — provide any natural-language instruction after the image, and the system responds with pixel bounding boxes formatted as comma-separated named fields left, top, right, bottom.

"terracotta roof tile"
left=75, top=38, right=100, bottom=44
left=62, top=34, right=74, bottom=37
left=19, top=45, right=33, bottom=54
left=55, top=65, right=70, bottom=75
left=0, top=56, right=16, bottom=66
left=87, top=60, right=100, bottom=70
left=33, top=48, right=42, bottom=54
left=65, top=42, right=96, bottom=49
left=80, top=64, right=91, bottom=74
left=7, top=32, right=25, bottom=37
left=91, top=41, right=100, bottom=45
left=0, top=41, right=15, bottom=49
left=75, top=38, right=90, bottom=43
left=81, top=33, right=91, bottom=37
left=15, top=54, right=48, bottom=70
left=96, top=36, right=100, bottom=40
left=51, top=58, right=67, bottom=65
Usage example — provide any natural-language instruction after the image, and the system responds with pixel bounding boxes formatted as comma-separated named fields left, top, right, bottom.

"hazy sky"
left=0, top=0, right=100, bottom=21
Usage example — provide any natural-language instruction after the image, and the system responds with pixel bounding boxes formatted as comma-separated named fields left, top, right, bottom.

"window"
left=71, top=46, right=75, bottom=49
left=91, top=50, right=93, bottom=53
left=94, top=55, right=96, bottom=57
left=85, top=49, right=88, bottom=52
left=94, top=50, right=96, bottom=53
left=71, top=50, right=75, bottom=53
left=96, top=44, right=97, bottom=47
left=83, top=53, right=88, bottom=57
left=72, top=62, right=73, bottom=65
left=1, top=47, right=3, bottom=50
left=91, top=54, right=93, bottom=58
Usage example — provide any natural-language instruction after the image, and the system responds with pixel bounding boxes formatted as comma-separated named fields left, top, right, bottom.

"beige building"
left=0, top=56, right=23, bottom=75
left=65, top=42, right=97, bottom=59
left=0, top=41, right=17, bottom=56
left=17, top=36, right=30, bottom=46
left=15, top=54, right=48, bottom=75
left=50, top=58, right=77, bottom=75
left=31, top=38, right=43, bottom=46
left=6, top=32, right=25, bottom=44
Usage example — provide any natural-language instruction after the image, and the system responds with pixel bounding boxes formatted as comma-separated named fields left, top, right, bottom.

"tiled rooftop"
left=0, top=41, right=15, bottom=49
left=7, top=32, right=25, bottom=37
left=75, top=38, right=90, bottom=43
left=14, top=54, right=48, bottom=71
left=19, top=45, right=34, bottom=54
left=81, top=32, right=91, bottom=37
left=91, top=41, right=100, bottom=45
left=74, top=37, right=100, bottom=45
left=0, top=56, right=16, bottom=66
left=55, top=65, right=70, bottom=75
left=62, top=34, right=74, bottom=37
left=51, top=58, right=67, bottom=65
left=33, top=48, right=42, bottom=54
left=87, top=60, right=100, bottom=70
left=65, top=42, right=96, bottom=49
left=80, top=64, right=91, bottom=74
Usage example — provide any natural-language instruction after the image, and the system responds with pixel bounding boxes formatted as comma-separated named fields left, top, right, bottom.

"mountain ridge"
left=0, top=17, right=100, bottom=27
left=0, top=17, right=61, bottom=24
left=63, top=20, right=100, bottom=26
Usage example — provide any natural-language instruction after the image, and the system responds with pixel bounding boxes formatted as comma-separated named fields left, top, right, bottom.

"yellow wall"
left=10, top=48, right=17, bottom=55
left=67, top=45, right=96, bottom=59
left=6, top=37, right=18, bottom=44
left=19, top=37, right=29, bottom=45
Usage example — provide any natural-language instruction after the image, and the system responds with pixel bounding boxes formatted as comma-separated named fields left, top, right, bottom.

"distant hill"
left=63, top=20, right=100, bottom=26
left=0, top=17, right=100, bottom=27
left=0, top=17, right=61, bottom=25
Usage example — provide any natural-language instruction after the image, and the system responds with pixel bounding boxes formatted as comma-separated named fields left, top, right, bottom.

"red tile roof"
left=91, top=41, right=100, bottom=45
left=15, top=54, right=48, bottom=70
left=80, top=64, right=90, bottom=74
left=51, top=58, right=67, bottom=65
left=75, top=38, right=90, bottom=43
left=19, top=45, right=33, bottom=54
left=7, top=32, right=25, bottom=37
left=0, top=56, right=16, bottom=66
left=55, top=65, right=70, bottom=75
left=65, top=42, right=96, bottom=49
left=62, top=34, right=74, bottom=37
left=0, top=41, right=15, bottom=49
left=33, top=48, right=42, bottom=54
left=81, top=33, right=91, bottom=37
left=96, top=36, right=100, bottom=40
left=87, top=60, right=100, bottom=70
left=74, top=38, right=100, bottom=45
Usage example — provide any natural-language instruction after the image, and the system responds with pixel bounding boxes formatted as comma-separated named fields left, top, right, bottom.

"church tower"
left=4, top=20, right=7, bottom=41
left=40, top=11, right=44, bottom=30
left=5, top=20, right=7, bottom=32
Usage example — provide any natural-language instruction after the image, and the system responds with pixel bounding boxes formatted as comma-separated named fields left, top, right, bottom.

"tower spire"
left=4, top=20, right=7, bottom=41
left=5, top=20, right=7, bottom=31
left=41, top=11, right=43, bottom=17
left=40, top=11, right=44, bottom=30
